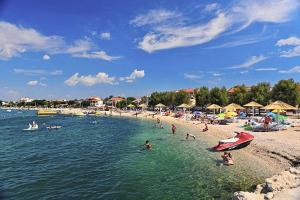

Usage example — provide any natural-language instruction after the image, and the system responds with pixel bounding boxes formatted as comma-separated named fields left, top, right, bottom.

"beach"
left=103, top=109, right=300, bottom=199
left=1, top=107, right=300, bottom=199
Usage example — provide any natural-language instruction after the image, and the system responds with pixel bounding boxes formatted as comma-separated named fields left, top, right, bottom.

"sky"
left=0, top=0, right=300, bottom=100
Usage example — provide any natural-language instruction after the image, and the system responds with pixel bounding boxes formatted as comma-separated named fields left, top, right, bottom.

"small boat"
left=212, top=132, right=254, bottom=151
left=6, top=109, right=12, bottom=112
left=23, top=123, right=39, bottom=131
left=46, top=125, right=62, bottom=130
left=37, top=109, right=57, bottom=116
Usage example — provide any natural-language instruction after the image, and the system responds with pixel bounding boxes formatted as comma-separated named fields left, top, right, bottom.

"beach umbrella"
left=263, top=101, right=296, bottom=124
left=272, top=109, right=284, bottom=113
left=207, top=104, right=222, bottom=115
left=225, top=111, right=237, bottom=118
left=263, top=101, right=297, bottom=110
left=138, top=103, right=147, bottom=111
left=155, top=103, right=166, bottom=108
left=217, top=113, right=225, bottom=119
left=223, top=103, right=244, bottom=112
left=155, top=103, right=166, bottom=113
left=244, top=101, right=263, bottom=117
left=127, top=104, right=135, bottom=111
left=178, top=103, right=191, bottom=112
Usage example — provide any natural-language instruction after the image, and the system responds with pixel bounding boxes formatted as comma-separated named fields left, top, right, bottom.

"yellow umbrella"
left=223, top=103, right=244, bottom=112
left=207, top=104, right=222, bottom=109
left=127, top=104, right=135, bottom=108
left=272, top=109, right=284, bottom=113
left=225, top=111, right=237, bottom=118
left=263, top=101, right=297, bottom=110
left=244, top=101, right=263, bottom=117
left=263, top=101, right=296, bottom=123
left=244, top=101, right=263, bottom=107
left=207, top=104, right=222, bottom=115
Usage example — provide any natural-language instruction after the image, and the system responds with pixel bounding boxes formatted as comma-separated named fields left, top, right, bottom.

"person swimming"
left=144, top=140, right=152, bottom=150
left=186, top=133, right=196, bottom=140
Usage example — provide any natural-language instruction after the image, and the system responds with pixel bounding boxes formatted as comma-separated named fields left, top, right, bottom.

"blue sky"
left=0, top=0, right=300, bottom=100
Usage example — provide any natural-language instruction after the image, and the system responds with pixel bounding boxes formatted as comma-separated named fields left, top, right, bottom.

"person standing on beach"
left=171, top=124, right=176, bottom=134
left=203, top=123, right=208, bottom=132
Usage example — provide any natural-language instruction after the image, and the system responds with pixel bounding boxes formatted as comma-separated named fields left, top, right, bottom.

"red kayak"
left=212, top=132, right=254, bottom=151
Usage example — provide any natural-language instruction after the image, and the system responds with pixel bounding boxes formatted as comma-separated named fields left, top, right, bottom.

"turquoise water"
left=0, top=110, right=264, bottom=199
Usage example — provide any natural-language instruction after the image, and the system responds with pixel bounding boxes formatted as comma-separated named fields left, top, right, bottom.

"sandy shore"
left=106, top=110, right=300, bottom=199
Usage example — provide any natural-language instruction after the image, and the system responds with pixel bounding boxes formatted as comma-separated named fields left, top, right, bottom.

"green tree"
left=196, top=87, right=210, bottom=108
left=116, top=100, right=127, bottom=108
left=249, top=82, right=271, bottom=105
left=209, top=87, right=228, bottom=106
left=271, top=79, right=300, bottom=106
left=229, top=85, right=250, bottom=105
left=174, top=91, right=190, bottom=106
left=81, top=101, right=91, bottom=108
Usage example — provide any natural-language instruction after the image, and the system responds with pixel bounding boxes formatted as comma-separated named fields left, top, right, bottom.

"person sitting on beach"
left=186, top=133, right=196, bottom=140
left=144, top=140, right=152, bottom=150
left=222, top=152, right=234, bottom=165
left=171, top=124, right=176, bottom=134
left=203, top=123, right=208, bottom=132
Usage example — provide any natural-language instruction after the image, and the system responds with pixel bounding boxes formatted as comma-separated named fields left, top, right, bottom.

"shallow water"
left=0, top=110, right=265, bottom=199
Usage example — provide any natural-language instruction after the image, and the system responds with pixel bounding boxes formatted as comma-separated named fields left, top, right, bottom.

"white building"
left=86, top=96, right=104, bottom=107
left=20, top=97, right=34, bottom=103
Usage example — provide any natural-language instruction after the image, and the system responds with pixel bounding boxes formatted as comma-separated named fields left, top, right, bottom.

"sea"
left=0, top=109, right=267, bottom=200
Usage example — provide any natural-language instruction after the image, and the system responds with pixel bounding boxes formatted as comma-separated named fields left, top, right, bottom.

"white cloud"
left=212, top=73, right=221, bottom=76
left=133, top=0, right=299, bottom=52
left=27, top=80, right=38, bottom=86
left=120, top=69, right=145, bottom=83
left=278, top=66, right=300, bottom=73
left=255, top=68, right=278, bottom=71
left=240, top=71, right=249, bottom=74
left=43, top=54, right=50, bottom=60
left=0, top=21, right=64, bottom=60
left=276, top=36, right=300, bottom=57
left=13, top=68, right=63, bottom=76
left=65, top=39, right=94, bottom=54
left=0, top=21, right=120, bottom=61
left=72, top=51, right=121, bottom=61
left=65, top=72, right=117, bottom=86
left=276, top=36, right=300, bottom=46
left=138, top=13, right=230, bottom=53
left=230, top=55, right=267, bottom=69
left=39, top=82, right=47, bottom=87
left=204, top=3, right=219, bottom=12
left=100, top=32, right=111, bottom=40
left=130, top=9, right=181, bottom=27
left=184, top=73, right=202, bottom=80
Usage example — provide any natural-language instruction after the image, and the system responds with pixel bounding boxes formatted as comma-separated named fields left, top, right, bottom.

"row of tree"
left=1, top=79, right=299, bottom=109
left=147, top=79, right=300, bottom=109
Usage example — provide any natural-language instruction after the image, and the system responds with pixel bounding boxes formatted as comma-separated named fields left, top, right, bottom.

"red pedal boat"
left=212, top=132, right=254, bottom=151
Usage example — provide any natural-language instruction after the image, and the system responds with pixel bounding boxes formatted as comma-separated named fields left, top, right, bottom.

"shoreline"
left=107, top=110, right=300, bottom=199
left=2, top=107, right=300, bottom=199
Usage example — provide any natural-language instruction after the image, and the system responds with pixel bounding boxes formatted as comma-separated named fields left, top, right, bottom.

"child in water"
left=144, top=140, right=152, bottom=150
left=171, top=124, right=176, bottom=134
